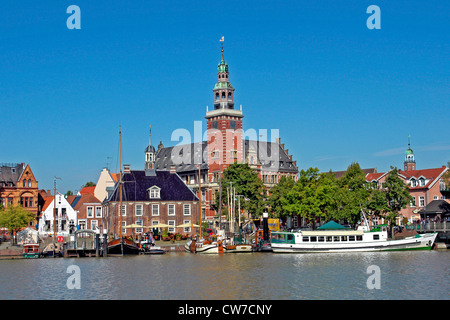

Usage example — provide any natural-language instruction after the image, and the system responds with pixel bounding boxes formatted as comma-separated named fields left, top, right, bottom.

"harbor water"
left=0, top=250, right=448, bottom=300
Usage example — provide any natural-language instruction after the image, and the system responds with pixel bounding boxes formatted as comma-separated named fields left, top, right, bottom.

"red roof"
left=41, top=196, right=54, bottom=211
left=80, top=186, right=96, bottom=195
left=366, top=166, right=448, bottom=190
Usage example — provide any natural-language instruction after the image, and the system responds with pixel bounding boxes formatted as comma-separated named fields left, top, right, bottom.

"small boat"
left=107, top=238, right=140, bottom=255
left=23, top=243, right=40, bottom=258
left=140, top=246, right=165, bottom=255
left=270, top=222, right=438, bottom=253
left=42, top=242, right=63, bottom=257
left=185, top=238, right=224, bottom=254
left=224, top=244, right=253, bottom=253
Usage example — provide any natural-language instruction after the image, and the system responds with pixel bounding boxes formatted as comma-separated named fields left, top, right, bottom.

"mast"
left=198, top=164, right=202, bottom=239
left=119, top=126, right=123, bottom=247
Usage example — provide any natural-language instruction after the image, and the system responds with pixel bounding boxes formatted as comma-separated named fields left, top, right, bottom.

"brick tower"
left=205, top=42, right=244, bottom=183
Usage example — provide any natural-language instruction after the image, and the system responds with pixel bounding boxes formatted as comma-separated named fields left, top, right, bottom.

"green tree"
left=0, top=205, right=35, bottom=245
left=281, top=168, right=333, bottom=227
left=216, top=163, right=267, bottom=218
left=81, top=181, right=96, bottom=189
left=267, top=176, right=295, bottom=218
left=383, top=166, right=412, bottom=230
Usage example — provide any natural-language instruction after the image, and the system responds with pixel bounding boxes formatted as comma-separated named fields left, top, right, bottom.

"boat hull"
left=224, top=244, right=253, bottom=253
left=184, top=240, right=223, bottom=254
left=107, top=238, right=140, bottom=255
left=271, top=233, right=438, bottom=253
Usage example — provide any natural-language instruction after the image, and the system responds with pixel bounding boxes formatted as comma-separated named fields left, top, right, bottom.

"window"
left=318, top=236, right=325, bottom=242
left=212, top=121, right=218, bottom=129
left=87, top=206, right=93, bottom=218
left=326, top=236, right=332, bottom=242
left=373, top=234, right=380, bottom=240
left=168, top=220, right=175, bottom=233
left=183, top=220, right=191, bottom=233
left=333, top=236, right=340, bottom=242
left=28, top=179, right=31, bottom=187
left=231, top=150, right=237, bottom=159
left=152, top=204, right=159, bottom=216
left=148, top=186, right=160, bottom=199
left=433, top=196, right=438, bottom=200
left=122, top=205, right=127, bottom=216
left=168, top=204, right=175, bottom=216
left=356, top=235, right=363, bottom=241
left=419, top=196, right=425, bottom=207
left=419, top=178, right=425, bottom=187
left=91, top=220, right=98, bottom=230
left=302, top=236, right=309, bottom=242
left=135, top=204, right=143, bottom=216
left=349, top=236, right=355, bottom=241
left=341, top=236, right=348, bottom=241
left=183, top=204, right=191, bottom=215
left=136, top=220, right=143, bottom=234
left=23, top=180, right=26, bottom=187
left=410, top=196, right=416, bottom=207
left=410, top=179, right=417, bottom=187
left=96, top=207, right=102, bottom=218
left=230, top=121, right=236, bottom=130
left=310, top=236, right=317, bottom=242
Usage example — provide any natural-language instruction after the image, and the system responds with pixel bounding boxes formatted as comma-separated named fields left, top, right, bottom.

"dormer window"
left=419, top=178, right=425, bottom=187
left=410, top=178, right=417, bottom=187
left=148, top=186, right=161, bottom=199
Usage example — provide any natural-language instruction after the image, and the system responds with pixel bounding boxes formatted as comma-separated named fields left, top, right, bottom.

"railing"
left=404, top=222, right=448, bottom=232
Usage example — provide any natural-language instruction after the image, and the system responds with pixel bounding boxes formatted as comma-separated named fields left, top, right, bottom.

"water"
left=0, top=251, right=448, bottom=300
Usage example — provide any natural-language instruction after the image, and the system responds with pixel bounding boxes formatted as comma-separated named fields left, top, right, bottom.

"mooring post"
left=95, top=231, right=100, bottom=257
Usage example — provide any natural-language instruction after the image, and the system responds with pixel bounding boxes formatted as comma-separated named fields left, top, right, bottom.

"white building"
left=38, top=193, right=77, bottom=237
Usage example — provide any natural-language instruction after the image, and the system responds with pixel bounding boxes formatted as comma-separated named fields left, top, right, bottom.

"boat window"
left=349, top=236, right=355, bottom=241
left=333, top=236, right=340, bottom=242
left=341, top=236, right=347, bottom=241
left=326, top=236, right=332, bottom=242
left=271, top=233, right=287, bottom=243
left=310, top=236, right=317, bottom=242
left=356, top=235, right=363, bottom=241
left=287, top=234, right=294, bottom=242
left=318, top=236, right=325, bottom=242
left=373, top=234, right=380, bottom=240
left=302, top=236, right=309, bottom=242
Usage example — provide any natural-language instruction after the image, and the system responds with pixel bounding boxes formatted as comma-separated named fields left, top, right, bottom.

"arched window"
left=215, top=93, right=219, bottom=100
left=28, top=179, right=31, bottom=187
left=228, top=92, right=232, bottom=99
left=222, top=92, right=225, bottom=99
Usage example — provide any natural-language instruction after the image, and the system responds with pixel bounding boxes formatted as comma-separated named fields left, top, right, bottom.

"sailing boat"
left=107, top=126, right=140, bottom=255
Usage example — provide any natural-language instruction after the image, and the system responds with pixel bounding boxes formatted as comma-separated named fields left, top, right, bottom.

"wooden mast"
left=119, top=126, right=124, bottom=255
left=198, top=164, right=202, bottom=239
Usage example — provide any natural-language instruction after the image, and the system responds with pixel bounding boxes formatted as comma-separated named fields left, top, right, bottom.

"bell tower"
left=206, top=39, right=244, bottom=181
left=145, top=125, right=156, bottom=176
left=404, top=135, right=416, bottom=171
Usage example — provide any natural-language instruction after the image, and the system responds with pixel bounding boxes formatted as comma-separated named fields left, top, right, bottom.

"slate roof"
left=153, top=140, right=298, bottom=173
left=419, top=200, right=450, bottom=216
left=108, top=170, right=198, bottom=202
left=0, top=163, right=25, bottom=186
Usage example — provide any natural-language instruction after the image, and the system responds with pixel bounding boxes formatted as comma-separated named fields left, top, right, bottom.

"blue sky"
left=1, top=0, right=449, bottom=193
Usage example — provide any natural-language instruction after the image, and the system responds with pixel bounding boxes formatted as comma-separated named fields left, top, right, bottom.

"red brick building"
left=0, top=163, right=40, bottom=226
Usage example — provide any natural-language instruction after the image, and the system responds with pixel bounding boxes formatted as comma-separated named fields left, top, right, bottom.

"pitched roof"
left=0, top=163, right=25, bottom=186
left=41, top=196, right=54, bottom=211
left=154, top=140, right=298, bottom=173
left=108, top=170, right=198, bottom=202
left=329, top=168, right=378, bottom=179
left=365, top=166, right=448, bottom=190
left=318, top=221, right=348, bottom=230
left=68, top=194, right=101, bottom=211
left=80, top=186, right=96, bottom=195
left=419, top=200, right=450, bottom=215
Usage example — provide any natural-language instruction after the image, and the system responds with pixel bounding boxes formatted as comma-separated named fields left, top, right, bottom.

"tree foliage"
left=0, top=205, right=35, bottom=244
left=216, top=163, right=267, bottom=218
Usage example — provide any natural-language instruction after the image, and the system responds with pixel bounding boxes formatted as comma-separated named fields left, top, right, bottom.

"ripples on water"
left=0, top=251, right=448, bottom=300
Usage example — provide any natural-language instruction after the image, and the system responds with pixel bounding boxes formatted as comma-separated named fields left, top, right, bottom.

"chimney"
left=276, top=137, right=281, bottom=144
left=123, top=164, right=131, bottom=173
left=170, top=165, right=176, bottom=174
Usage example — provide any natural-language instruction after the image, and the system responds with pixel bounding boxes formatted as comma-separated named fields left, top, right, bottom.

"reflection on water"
left=0, top=251, right=448, bottom=300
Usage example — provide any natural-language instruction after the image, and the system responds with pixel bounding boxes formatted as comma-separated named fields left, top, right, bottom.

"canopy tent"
left=317, top=221, right=348, bottom=230
left=17, top=227, right=41, bottom=244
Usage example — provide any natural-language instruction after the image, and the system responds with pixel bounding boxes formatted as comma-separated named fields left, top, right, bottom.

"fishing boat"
left=107, top=238, right=140, bottom=255
left=107, top=126, right=140, bottom=256
left=270, top=221, right=438, bottom=253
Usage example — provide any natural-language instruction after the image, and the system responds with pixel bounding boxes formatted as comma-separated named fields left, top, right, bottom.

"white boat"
left=270, top=222, right=438, bottom=253
left=185, top=239, right=224, bottom=254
